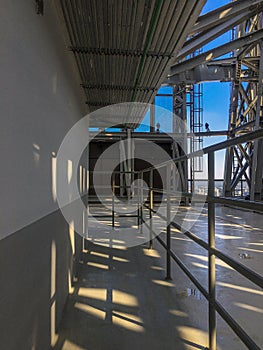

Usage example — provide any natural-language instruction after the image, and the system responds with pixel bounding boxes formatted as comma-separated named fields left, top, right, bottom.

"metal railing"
left=88, top=128, right=263, bottom=349
left=88, top=170, right=139, bottom=228
left=137, top=128, right=263, bottom=350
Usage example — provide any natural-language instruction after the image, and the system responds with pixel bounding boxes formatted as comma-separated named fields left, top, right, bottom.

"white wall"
left=0, top=0, right=87, bottom=238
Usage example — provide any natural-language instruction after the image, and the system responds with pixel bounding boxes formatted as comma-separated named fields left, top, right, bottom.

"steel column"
left=208, top=152, right=216, bottom=350
left=149, top=169, right=153, bottom=249
left=166, top=164, right=172, bottom=280
left=140, top=172, right=143, bottom=234
left=127, top=128, right=132, bottom=199
left=251, top=41, right=263, bottom=200
left=112, top=176, right=115, bottom=228
left=150, top=103, right=155, bottom=132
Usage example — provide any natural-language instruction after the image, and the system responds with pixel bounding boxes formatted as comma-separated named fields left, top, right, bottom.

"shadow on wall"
left=0, top=209, right=83, bottom=350
left=0, top=141, right=87, bottom=349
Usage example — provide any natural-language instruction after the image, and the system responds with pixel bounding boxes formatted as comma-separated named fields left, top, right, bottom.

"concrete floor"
left=52, top=205, right=263, bottom=350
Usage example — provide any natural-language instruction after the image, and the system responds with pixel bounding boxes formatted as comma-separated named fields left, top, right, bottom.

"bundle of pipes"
left=59, top=0, right=206, bottom=127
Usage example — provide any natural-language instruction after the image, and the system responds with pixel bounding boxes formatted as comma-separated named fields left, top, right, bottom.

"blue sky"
left=202, top=0, right=230, bottom=14
left=200, top=0, right=232, bottom=177
left=153, top=0, right=232, bottom=178
left=201, top=0, right=232, bottom=141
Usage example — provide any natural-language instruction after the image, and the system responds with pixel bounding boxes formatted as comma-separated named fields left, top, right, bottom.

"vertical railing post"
left=127, top=128, right=132, bottom=200
left=208, top=152, right=216, bottom=350
left=149, top=169, right=153, bottom=249
left=166, top=164, right=172, bottom=280
left=112, top=174, right=115, bottom=228
left=140, top=171, right=143, bottom=233
left=137, top=172, right=140, bottom=228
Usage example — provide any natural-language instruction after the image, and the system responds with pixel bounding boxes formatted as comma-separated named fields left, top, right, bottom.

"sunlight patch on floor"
left=78, top=288, right=107, bottom=301
left=74, top=302, right=105, bottom=320
left=143, top=248, right=160, bottom=258
left=234, top=302, right=263, bottom=314
left=90, top=251, right=110, bottom=258
left=169, top=309, right=188, bottom=317
left=151, top=265, right=164, bottom=271
left=62, top=340, right=85, bottom=350
left=112, top=311, right=145, bottom=332
left=112, top=256, right=130, bottom=262
left=217, top=282, right=263, bottom=296
left=192, top=262, right=208, bottom=269
left=87, top=261, right=109, bottom=270
left=215, top=234, right=243, bottom=240
left=152, top=279, right=175, bottom=287
left=177, top=326, right=209, bottom=350
left=112, top=290, right=139, bottom=307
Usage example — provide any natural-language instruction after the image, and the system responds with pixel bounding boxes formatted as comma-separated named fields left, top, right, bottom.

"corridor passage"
left=53, top=206, right=263, bottom=350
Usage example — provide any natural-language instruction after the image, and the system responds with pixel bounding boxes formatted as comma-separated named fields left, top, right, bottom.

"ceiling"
left=59, top=0, right=206, bottom=126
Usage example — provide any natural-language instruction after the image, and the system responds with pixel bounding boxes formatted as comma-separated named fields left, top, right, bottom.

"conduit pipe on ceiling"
left=131, top=0, right=163, bottom=102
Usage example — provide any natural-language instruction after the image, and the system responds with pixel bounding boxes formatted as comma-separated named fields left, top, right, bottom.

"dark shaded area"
left=0, top=211, right=82, bottom=350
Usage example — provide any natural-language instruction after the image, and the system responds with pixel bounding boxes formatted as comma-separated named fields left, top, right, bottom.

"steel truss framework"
left=169, top=0, right=263, bottom=200
left=224, top=14, right=263, bottom=200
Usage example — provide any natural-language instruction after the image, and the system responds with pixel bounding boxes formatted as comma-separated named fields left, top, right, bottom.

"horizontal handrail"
left=144, top=203, right=263, bottom=289
left=140, top=128, right=263, bottom=173
left=87, top=127, right=263, bottom=350
left=137, top=131, right=263, bottom=349
left=209, top=196, right=263, bottom=212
